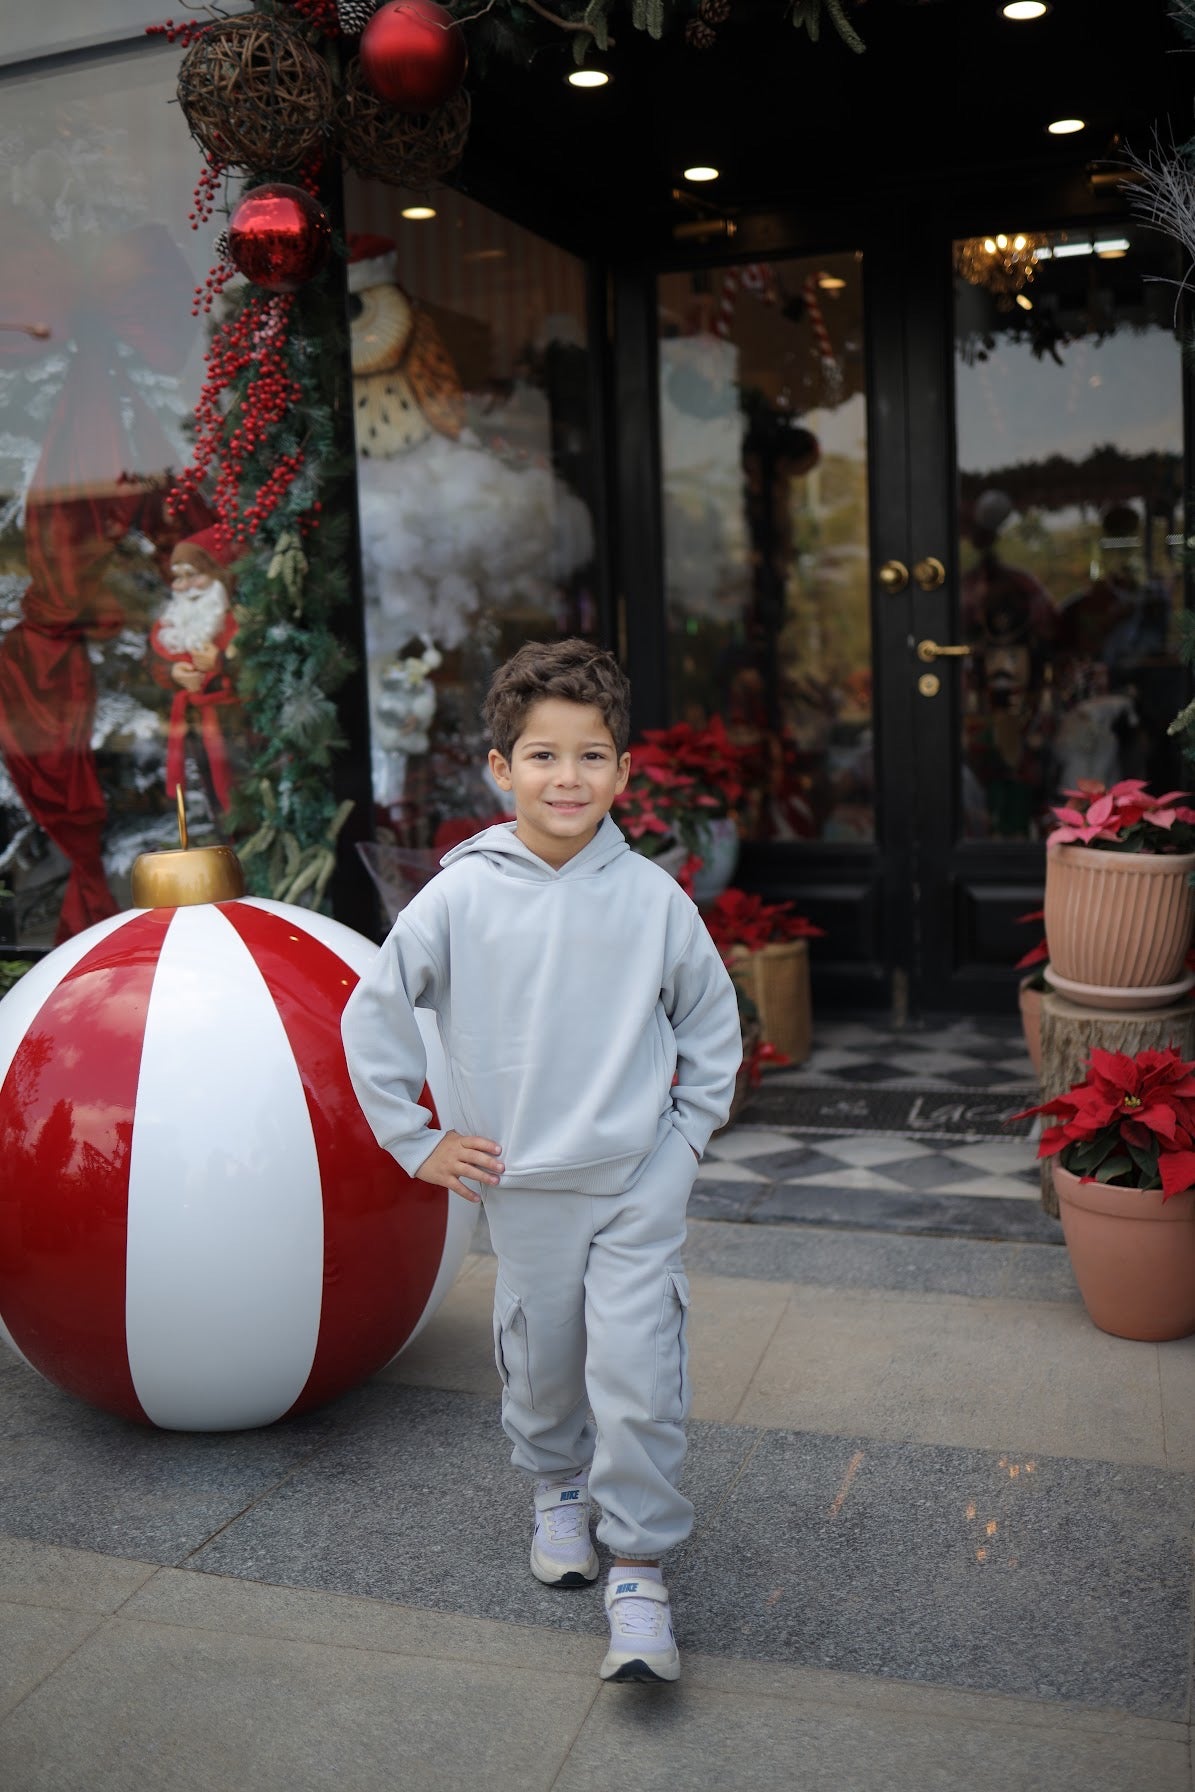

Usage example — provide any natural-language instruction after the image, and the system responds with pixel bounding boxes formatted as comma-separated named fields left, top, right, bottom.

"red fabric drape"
left=0, top=212, right=201, bottom=940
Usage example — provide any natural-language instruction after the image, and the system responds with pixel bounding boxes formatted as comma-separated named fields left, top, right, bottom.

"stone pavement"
left=1, top=1022, right=1194, bottom=1791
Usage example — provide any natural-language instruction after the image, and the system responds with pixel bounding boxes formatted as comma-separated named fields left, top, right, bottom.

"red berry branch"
left=168, top=292, right=306, bottom=552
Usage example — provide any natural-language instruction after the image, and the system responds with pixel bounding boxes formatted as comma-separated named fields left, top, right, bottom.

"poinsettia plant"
left=705, top=888, right=826, bottom=953
left=616, top=717, right=750, bottom=857
left=1013, top=1046, right=1195, bottom=1199
left=1016, top=906, right=1049, bottom=991
left=1047, top=779, right=1195, bottom=854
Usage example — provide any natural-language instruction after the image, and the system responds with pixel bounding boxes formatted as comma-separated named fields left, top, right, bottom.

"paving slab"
left=733, top=1284, right=1182, bottom=1466
left=0, top=1355, right=359, bottom=1564
left=0, top=1614, right=598, bottom=1792
left=0, top=1605, right=104, bottom=1722
left=185, top=1387, right=757, bottom=1634
left=556, top=1677, right=1192, bottom=1792
left=0, top=1538, right=157, bottom=1615
left=670, top=1428, right=1194, bottom=1718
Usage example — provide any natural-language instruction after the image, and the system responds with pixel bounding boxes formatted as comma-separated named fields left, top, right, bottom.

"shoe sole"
left=530, top=1546, right=599, bottom=1588
left=599, top=1651, right=681, bottom=1684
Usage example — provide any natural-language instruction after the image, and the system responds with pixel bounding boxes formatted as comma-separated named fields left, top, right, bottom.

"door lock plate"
left=917, top=672, right=941, bottom=698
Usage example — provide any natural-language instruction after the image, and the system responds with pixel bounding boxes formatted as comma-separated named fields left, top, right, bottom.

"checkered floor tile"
left=700, top=1014, right=1056, bottom=1244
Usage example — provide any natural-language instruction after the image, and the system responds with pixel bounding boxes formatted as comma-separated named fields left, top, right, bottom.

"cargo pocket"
left=650, top=1269, right=690, bottom=1422
left=492, top=1273, right=534, bottom=1410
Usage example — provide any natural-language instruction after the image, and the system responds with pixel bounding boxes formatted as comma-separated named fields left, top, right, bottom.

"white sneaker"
left=600, top=1573, right=681, bottom=1683
left=530, top=1470, right=599, bottom=1587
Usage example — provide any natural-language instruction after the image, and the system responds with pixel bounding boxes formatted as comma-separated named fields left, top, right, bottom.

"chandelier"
left=954, top=232, right=1048, bottom=308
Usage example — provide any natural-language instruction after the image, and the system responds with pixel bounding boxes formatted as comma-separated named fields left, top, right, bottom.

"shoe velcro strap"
left=606, top=1577, right=669, bottom=1606
left=534, top=1486, right=589, bottom=1513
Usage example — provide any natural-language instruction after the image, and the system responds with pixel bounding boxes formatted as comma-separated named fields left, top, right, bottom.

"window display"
left=342, top=180, right=602, bottom=911
left=0, top=46, right=215, bottom=946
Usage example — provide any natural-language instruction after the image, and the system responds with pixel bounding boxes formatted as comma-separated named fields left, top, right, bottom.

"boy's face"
left=488, top=698, right=630, bottom=868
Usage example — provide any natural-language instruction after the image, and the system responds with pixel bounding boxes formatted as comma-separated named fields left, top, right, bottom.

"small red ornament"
left=227, top=183, right=332, bottom=293
left=359, top=0, right=467, bottom=114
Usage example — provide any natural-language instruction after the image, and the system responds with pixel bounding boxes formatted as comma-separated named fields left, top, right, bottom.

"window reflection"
left=658, top=255, right=872, bottom=844
left=954, top=224, right=1186, bottom=839
left=342, top=180, right=600, bottom=876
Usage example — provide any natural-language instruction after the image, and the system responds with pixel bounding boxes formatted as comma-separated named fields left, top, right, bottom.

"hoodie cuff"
left=387, top=1128, right=450, bottom=1180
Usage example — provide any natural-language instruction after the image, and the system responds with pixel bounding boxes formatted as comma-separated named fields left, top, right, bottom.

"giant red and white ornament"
left=358, top=0, right=467, bottom=114
left=0, top=834, right=473, bottom=1431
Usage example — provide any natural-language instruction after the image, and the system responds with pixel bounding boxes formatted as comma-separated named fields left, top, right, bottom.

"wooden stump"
left=1036, top=992, right=1195, bottom=1214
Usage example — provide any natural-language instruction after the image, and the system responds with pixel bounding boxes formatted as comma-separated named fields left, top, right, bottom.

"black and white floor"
left=698, top=1016, right=1056, bottom=1243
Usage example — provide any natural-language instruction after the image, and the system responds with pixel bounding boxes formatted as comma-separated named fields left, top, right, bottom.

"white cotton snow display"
left=659, top=335, right=751, bottom=623
left=357, top=431, right=595, bottom=658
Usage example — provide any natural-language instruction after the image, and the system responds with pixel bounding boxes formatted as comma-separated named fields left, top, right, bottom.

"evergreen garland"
left=187, top=269, right=356, bottom=907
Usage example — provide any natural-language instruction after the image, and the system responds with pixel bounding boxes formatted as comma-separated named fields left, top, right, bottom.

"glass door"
left=906, top=217, right=1189, bottom=1009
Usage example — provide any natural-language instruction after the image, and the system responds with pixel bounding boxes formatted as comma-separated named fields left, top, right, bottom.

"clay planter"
left=1053, top=1162, right=1195, bottom=1341
left=1043, top=844, right=1195, bottom=1008
left=1018, top=974, right=1044, bottom=1077
left=724, top=938, right=811, bottom=1064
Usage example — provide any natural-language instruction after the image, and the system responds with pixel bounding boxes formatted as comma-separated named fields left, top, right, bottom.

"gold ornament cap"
left=131, top=789, right=246, bottom=909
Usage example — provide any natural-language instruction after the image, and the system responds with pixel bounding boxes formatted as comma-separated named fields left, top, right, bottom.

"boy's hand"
left=416, top=1131, right=504, bottom=1202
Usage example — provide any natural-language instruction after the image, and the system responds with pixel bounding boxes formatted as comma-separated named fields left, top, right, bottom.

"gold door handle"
left=877, top=559, right=909, bottom=592
left=917, top=638, right=970, bottom=662
left=913, top=556, right=946, bottom=590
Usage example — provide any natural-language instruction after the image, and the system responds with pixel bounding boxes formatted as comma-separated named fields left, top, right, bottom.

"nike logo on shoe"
left=615, top=1581, right=639, bottom=1595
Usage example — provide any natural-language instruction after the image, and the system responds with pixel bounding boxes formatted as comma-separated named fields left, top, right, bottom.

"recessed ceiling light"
left=401, top=205, right=436, bottom=220
left=1002, top=2, right=1049, bottom=19
left=683, top=165, right=719, bottom=182
left=817, top=274, right=846, bottom=291
left=1015, top=293, right=1034, bottom=310
left=1047, top=118, right=1085, bottom=135
left=568, top=68, right=609, bottom=88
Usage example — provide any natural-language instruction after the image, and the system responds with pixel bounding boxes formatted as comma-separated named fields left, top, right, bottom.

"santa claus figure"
left=150, top=528, right=241, bottom=817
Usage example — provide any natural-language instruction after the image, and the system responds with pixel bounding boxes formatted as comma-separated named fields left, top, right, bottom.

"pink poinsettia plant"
left=704, top=888, right=826, bottom=954
left=1047, top=779, right=1195, bottom=854
left=616, top=718, right=749, bottom=856
left=1013, top=1046, right=1195, bottom=1199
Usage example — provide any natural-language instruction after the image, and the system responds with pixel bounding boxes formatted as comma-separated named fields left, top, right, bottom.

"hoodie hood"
left=438, top=813, right=630, bottom=881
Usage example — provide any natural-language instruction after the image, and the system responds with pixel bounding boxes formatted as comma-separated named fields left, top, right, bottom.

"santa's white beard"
left=157, top=579, right=230, bottom=656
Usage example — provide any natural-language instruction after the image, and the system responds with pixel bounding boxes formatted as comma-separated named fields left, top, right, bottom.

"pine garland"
left=182, top=268, right=357, bottom=907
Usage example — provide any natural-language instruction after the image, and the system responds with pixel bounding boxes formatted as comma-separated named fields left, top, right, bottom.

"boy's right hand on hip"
left=415, top=1131, right=504, bottom=1202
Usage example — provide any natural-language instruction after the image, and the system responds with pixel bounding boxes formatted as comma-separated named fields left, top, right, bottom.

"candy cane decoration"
left=713, top=263, right=776, bottom=339
left=803, top=272, right=843, bottom=401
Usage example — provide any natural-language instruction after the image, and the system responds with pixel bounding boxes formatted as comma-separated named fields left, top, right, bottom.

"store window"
left=657, top=254, right=872, bottom=844
left=0, top=45, right=221, bottom=950
left=341, top=177, right=602, bottom=902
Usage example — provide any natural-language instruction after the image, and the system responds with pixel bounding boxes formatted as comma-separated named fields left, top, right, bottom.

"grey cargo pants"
left=482, top=1121, right=698, bottom=1561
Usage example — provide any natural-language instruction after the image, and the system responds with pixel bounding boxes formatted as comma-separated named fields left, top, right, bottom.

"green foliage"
left=0, top=960, right=31, bottom=997
left=217, top=271, right=357, bottom=905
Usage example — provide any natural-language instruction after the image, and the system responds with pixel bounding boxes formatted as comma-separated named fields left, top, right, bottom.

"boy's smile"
left=488, top=698, right=631, bottom=868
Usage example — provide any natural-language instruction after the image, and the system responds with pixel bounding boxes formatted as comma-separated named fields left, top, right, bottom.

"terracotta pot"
left=725, top=938, right=811, bottom=1064
left=1043, top=844, right=1195, bottom=1006
left=1053, top=1161, right=1195, bottom=1341
left=1018, top=974, right=1043, bottom=1077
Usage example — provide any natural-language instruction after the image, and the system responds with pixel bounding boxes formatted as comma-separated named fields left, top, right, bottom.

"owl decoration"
left=349, top=233, right=465, bottom=455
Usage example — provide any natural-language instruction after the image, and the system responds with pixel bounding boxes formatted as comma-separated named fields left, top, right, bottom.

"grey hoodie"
left=341, top=816, right=743, bottom=1194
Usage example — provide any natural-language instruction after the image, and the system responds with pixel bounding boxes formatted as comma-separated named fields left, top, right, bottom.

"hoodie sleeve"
left=662, top=906, right=744, bottom=1159
left=340, top=913, right=451, bottom=1178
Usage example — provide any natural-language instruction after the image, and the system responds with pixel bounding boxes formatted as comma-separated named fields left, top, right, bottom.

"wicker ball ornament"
left=339, top=58, right=470, bottom=186
left=177, top=17, right=334, bottom=173
left=359, top=0, right=467, bottom=113
left=227, top=185, right=333, bottom=292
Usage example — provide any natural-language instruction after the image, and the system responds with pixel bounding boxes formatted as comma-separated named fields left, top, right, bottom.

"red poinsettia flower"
left=1015, top=906, right=1048, bottom=970
left=1046, top=780, right=1195, bottom=854
left=705, top=888, right=827, bottom=953
left=1012, top=1045, right=1195, bottom=1199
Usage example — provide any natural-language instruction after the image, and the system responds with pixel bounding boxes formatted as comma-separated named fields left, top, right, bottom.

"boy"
left=341, top=637, right=742, bottom=1683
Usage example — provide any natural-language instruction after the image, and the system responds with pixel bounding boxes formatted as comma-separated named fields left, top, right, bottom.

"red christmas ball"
left=227, top=184, right=332, bottom=293
left=359, top=0, right=467, bottom=114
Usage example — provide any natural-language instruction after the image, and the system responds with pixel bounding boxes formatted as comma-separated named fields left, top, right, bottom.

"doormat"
left=738, top=1084, right=1037, bottom=1140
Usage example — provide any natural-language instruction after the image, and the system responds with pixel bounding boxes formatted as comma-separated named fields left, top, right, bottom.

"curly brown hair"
left=482, top=637, right=632, bottom=762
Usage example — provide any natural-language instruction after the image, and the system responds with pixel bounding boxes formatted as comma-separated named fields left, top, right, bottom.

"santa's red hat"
left=348, top=232, right=398, bottom=295
left=171, top=527, right=234, bottom=590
